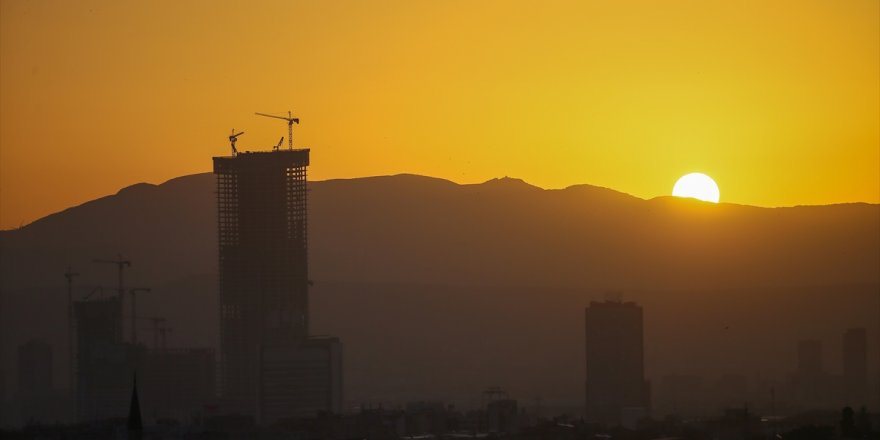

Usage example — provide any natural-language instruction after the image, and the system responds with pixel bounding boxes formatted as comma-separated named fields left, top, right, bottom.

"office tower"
left=214, top=146, right=341, bottom=422
left=842, top=328, right=867, bottom=404
left=585, top=300, right=649, bottom=426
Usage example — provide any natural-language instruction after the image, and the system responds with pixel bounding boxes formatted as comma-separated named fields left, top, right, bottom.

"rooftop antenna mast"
left=229, top=129, right=244, bottom=156
left=255, top=111, right=299, bottom=150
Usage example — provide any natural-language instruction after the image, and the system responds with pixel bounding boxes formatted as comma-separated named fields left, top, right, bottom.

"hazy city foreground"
left=1, top=173, right=878, bottom=414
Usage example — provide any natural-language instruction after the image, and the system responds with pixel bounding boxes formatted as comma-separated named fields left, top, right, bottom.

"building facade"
left=584, top=300, right=649, bottom=426
left=214, top=148, right=342, bottom=422
left=259, top=337, right=343, bottom=424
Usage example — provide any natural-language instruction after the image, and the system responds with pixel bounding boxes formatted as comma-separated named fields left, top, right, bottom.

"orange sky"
left=1, top=0, right=878, bottom=229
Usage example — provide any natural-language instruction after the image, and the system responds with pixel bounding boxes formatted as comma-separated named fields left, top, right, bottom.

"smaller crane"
left=158, top=326, right=173, bottom=351
left=255, top=111, right=299, bottom=150
left=92, top=255, right=130, bottom=342
left=229, top=129, right=244, bottom=156
left=273, top=136, right=284, bottom=151
left=92, top=254, right=131, bottom=301
left=83, top=286, right=104, bottom=301
left=142, top=316, right=166, bottom=351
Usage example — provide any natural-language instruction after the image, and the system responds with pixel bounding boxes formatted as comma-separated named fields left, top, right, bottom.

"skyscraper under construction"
left=214, top=132, right=341, bottom=423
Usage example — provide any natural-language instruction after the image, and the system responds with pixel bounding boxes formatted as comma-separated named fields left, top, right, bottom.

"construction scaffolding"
left=213, top=149, right=311, bottom=412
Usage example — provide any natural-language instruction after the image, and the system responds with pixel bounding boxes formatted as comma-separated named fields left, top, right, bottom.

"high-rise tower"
left=213, top=148, right=312, bottom=417
left=585, top=300, right=649, bottom=426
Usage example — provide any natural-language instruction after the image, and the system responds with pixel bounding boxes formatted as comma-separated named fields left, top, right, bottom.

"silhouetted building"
left=487, top=398, right=519, bottom=434
left=842, top=328, right=867, bottom=405
left=214, top=148, right=342, bottom=422
left=584, top=300, right=650, bottom=426
left=405, top=400, right=450, bottom=436
left=74, top=297, right=139, bottom=422
left=259, top=337, right=342, bottom=424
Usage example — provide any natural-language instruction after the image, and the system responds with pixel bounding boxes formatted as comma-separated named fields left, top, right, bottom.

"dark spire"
left=127, top=372, right=143, bottom=434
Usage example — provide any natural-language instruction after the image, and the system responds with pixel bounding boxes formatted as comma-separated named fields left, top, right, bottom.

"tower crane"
left=255, top=111, right=299, bottom=150
left=158, top=326, right=173, bottom=351
left=229, top=129, right=244, bottom=156
left=93, top=254, right=131, bottom=341
left=129, top=288, right=151, bottom=345
left=93, top=255, right=131, bottom=301
left=140, top=316, right=166, bottom=351
left=83, top=286, right=104, bottom=301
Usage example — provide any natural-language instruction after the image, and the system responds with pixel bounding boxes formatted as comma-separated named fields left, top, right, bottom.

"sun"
left=672, top=173, right=720, bottom=203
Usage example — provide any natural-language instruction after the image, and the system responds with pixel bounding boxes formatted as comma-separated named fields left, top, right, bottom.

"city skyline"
left=1, top=0, right=878, bottom=437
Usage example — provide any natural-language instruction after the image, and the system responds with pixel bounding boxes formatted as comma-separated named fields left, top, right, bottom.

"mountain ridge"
left=7, top=172, right=876, bottom=234
left=1, top=171, right=877, bottom=407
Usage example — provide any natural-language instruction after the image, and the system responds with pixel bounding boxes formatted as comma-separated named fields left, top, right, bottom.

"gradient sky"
left=1, top=0, right=878, bottom=229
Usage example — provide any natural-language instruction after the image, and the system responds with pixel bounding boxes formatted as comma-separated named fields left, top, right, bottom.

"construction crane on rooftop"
left=255, top=111, right=299, bottom=150
left=229, top=129, right=244, bottom=156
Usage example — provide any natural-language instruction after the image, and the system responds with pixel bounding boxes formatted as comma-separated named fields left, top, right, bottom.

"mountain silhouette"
left=1, top=173, right=878, bottom=408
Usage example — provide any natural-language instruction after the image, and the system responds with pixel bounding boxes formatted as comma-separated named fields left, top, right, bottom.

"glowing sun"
left=672, top=173, right=720, bottom=203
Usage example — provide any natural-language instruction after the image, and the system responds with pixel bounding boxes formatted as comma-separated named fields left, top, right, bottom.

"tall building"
left=842, top=328, right=867, bottom=405
left=585, top=300, right=649, bottom=426
left=214, top=146, right=342, bottom=422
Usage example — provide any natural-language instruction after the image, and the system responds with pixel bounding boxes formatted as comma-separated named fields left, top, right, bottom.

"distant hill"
left=1, top=173, right=878, bottom=410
